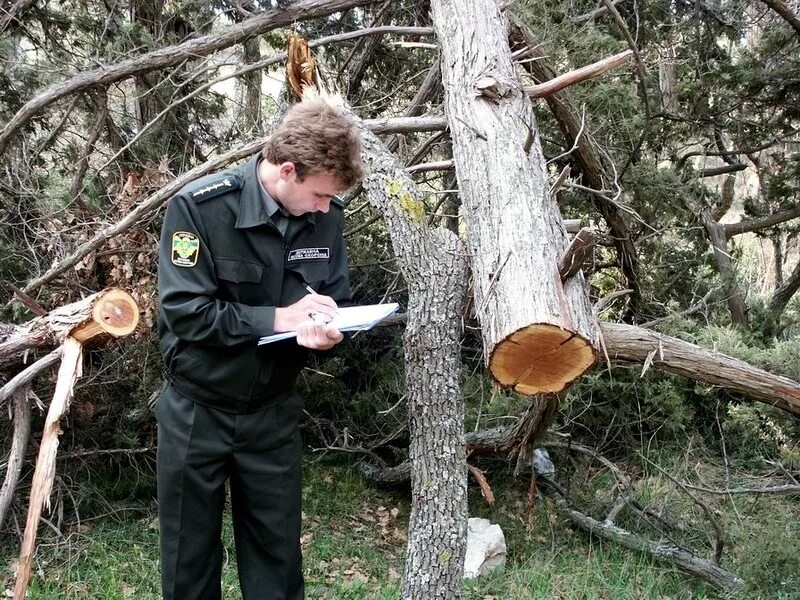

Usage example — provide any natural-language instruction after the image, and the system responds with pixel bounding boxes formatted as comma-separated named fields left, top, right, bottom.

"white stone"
left=463, top=517, right=507, bottom=579
left=532, top=447, right=555, bottom=479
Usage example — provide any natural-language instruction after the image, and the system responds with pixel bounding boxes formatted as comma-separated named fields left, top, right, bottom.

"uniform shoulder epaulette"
left=187, top=174, right=242, bottom=203
left=331, top=195, right=345, bottom=210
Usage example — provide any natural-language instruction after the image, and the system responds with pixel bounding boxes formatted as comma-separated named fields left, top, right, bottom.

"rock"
left=532, top=447, right=555, bottom=479
left=463, top=518, right=506, bottom=579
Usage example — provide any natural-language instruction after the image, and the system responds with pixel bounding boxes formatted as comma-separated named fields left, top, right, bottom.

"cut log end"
left=489, top=324, right=596, bottom=395
left=71, top=289, right=139, bottom=343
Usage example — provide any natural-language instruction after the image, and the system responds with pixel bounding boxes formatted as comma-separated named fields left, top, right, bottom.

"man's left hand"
left=295, top=319, right=344, bottom=350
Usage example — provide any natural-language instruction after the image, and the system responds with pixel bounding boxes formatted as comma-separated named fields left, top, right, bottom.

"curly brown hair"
left=262, top=100, right=364, bottom=188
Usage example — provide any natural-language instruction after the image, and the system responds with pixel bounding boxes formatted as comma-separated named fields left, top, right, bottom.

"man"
left=155, top=99, right=364, bottom=600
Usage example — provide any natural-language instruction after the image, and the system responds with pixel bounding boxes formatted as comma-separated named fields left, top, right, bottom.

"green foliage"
left=564, top=366, right=698, bottom=451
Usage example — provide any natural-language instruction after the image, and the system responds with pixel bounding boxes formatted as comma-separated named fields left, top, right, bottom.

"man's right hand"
left=274, top=293, right=339, bottom=332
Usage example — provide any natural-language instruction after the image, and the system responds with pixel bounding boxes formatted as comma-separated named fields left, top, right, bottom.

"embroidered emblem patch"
left=288, top=247, right=330, bottom=262
left=171, top=231, right=200, bottom=267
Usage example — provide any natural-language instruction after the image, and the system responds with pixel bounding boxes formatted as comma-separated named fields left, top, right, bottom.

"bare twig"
left=0, top=350, right=62, bottom=407
left=638, top=452, right=726, bottom=565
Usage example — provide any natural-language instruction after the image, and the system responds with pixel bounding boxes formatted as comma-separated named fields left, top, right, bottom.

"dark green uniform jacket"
left=157, top=153, right=350, bottom=413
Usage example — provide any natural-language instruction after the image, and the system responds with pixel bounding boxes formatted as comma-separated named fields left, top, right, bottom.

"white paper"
left=258, top=302, right=399, bottom=345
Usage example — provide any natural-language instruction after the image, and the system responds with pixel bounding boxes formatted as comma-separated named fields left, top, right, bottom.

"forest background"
left=0, top=0, right=799, bottom=598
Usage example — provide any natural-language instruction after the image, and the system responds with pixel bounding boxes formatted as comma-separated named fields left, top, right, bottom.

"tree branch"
left=0, top=350, right=61, bottom=407
left=760, top=0, right=800, bottom=37
left=524, top=50, right=633, bottom=98
left=0, top=0, right=379, bottom=157
left=699, top=163, right=747, bottom=178
left=600, top=321, right=800, bottom=416
left=723, top=205, right=800, bottom=239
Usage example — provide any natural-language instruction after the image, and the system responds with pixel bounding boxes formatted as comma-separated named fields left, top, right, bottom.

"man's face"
left=277, top=163, right=345, bottom=216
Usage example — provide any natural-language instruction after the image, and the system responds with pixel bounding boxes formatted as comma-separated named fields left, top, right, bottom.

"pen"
left=304, top=284, right=316, bottom=295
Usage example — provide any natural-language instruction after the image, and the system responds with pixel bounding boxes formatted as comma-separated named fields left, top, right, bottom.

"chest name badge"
left=288, top=247, right=330, bottom=262
left=171, top=231, right=200, bottom=267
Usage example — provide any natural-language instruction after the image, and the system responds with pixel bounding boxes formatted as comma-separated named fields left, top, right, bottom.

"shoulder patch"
left=331, top=195, right=345, bottom=210
left=188, top=175, right=242, bottom=203
left=171, top=231, right=200, bottom=267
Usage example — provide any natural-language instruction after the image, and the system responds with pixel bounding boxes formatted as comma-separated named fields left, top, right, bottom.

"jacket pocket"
left=214, top=258, right=265, bottom=304
left=288, top=260, right=329, bottom=284
left=215, top=258, right=263, bottom=283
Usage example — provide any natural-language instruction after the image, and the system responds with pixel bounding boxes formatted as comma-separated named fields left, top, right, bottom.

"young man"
left=155, top=100, right=364, bottom=600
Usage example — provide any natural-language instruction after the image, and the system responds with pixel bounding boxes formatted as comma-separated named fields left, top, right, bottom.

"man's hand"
left=274, top=292, right=339, bottom=333
left=295, top=320, right=344, bottom=350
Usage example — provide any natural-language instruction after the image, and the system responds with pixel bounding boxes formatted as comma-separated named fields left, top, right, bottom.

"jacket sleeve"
left=158, top=194, right=275, bottom=346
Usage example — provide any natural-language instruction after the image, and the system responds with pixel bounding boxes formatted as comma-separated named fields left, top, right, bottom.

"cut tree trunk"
left=432, top=0, right=597, bottom=396
left=509, top=16, right=641, bottom=319
left=0, top=288, right=139, bottom=369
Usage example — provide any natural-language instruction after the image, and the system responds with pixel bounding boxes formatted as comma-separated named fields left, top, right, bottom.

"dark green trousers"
left=155, top=384, right=304, bottom=600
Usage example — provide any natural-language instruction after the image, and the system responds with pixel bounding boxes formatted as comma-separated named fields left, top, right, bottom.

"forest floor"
left=1, top=451, right=798, bottom=599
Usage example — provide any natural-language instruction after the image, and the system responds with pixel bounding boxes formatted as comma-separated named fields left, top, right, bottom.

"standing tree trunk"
left=431, top=0, right=597, bottom=397
left=355, top=105, right=470, bottom=599
left=700, top=211, right=749, bottom=327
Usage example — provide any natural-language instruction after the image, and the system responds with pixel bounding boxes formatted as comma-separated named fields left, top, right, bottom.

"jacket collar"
left=235, top=153, right=316, bottom=230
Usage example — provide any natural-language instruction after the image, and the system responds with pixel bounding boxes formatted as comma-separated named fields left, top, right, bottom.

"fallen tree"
left=0, top=288, right=139, bottom=369
left=1, top=288, right=139, bottom=599
left=600, top=322, right=800, bottom=416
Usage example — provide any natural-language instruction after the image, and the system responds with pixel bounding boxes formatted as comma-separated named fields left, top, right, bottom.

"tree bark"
left=509, top=16, right=641, bottom=319
left=433, top=0, right=597, bottom=396
left=357, top=115, right=470, bottom=597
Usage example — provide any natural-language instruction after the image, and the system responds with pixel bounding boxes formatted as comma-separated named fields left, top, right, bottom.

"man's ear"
left=278, top=162, right=296, bottom=179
